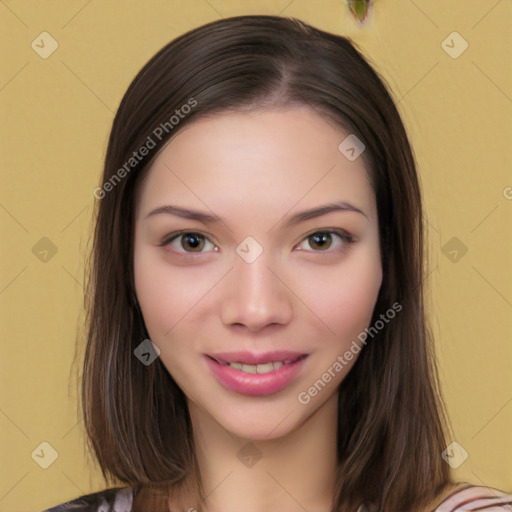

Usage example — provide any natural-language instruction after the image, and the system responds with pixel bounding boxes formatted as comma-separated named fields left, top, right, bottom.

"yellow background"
left=1, top=1, right=511, bottom=511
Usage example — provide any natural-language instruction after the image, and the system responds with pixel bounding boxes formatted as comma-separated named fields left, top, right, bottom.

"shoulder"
left=431, top=483, right=512, bottom=512
left=41, top=486, right=133, bottom=512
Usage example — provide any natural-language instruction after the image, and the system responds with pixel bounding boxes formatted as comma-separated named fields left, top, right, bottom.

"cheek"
left=133, top=251, right=195, bottom=385
left=133, top=243, right=205, bottom=339
left=133, top=244, right=177, bottom=340
left=304, top=251, right=382, bottom=337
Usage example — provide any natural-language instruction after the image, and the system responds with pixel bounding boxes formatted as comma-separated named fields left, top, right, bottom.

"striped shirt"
left=431, top=484, right=512, bottom=512
left=358, top=485, right=512, bottom=511
left=43, top=484, right=512, bottom=512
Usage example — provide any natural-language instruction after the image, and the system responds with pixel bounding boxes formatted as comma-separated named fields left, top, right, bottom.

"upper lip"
left=206, top=350, right=308, bottom=365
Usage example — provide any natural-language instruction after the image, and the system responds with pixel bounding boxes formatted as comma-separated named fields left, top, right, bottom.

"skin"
left=133, top=106, right=383, bottom=512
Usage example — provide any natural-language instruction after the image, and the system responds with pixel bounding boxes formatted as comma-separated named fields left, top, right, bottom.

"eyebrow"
left=144, top=201, right=367, bottom=227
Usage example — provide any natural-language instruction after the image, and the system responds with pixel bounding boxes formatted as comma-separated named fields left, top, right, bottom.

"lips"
left=203, top=351, right=308, bottom=396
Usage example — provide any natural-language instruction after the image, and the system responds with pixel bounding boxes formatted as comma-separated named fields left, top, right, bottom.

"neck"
left=185, top=392, right=339, bottom=512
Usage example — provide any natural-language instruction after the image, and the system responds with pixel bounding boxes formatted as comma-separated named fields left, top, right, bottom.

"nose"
left=220, top=251, right=294, bottom=332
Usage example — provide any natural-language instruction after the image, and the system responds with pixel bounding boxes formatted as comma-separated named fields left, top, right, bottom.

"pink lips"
left=203, top=351, right=308, bottom=396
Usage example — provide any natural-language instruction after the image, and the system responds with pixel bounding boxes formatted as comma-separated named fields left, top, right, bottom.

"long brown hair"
left=79, top=15, right=454, bottom=512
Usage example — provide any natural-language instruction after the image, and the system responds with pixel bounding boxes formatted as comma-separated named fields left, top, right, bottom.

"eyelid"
left=293, top=228, right=354, bottom=252
left=160, top=230, right=218, bottom=255
left=161, top=228, right=355, bottom=258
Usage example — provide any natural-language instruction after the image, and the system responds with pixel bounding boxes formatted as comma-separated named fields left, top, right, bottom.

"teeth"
left=256, top=362, right=274, bottom=374
left=228, top=361, right=285, bottom=373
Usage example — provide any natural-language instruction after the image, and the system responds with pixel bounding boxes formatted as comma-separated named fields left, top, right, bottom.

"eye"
left=295, top=230, right=354, bottom=253
left=161, top=231, right=217, bottom=254
left=160, top=229, right=354, bottom=257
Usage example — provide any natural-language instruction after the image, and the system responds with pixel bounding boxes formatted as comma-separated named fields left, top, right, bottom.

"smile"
left=225, top=361, right=284, bottom=373
left=203, top=354, right=308, bottom=396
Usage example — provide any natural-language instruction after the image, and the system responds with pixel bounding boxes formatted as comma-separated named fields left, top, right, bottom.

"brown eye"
left=163, top=232, right=217, bottom=254
left=297, top=230, right=353, bottom=253
left=308, top=232, right=333, bottom=251
left=180, top=233, right=205, bottom=252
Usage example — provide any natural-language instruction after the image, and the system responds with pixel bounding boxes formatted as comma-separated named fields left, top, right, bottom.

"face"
left=133, top=106, right=382, bottom=440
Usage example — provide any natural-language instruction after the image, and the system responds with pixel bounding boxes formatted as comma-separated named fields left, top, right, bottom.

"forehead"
left=136, top=107, right=376, bottom=224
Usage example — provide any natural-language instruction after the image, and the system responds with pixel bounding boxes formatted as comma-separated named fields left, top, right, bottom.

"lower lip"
left=203, top=355, right=308, bottom=396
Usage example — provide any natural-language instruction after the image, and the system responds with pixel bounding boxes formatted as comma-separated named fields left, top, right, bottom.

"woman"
left=43, top=15, right=512, bottom=512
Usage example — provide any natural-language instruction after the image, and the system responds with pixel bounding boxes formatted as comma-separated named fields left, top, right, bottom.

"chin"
left=187, top=390, right=304, bottom=439
left=219, top=414, right=298, bottom=441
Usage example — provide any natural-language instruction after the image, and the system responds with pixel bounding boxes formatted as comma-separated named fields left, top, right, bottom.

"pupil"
left=311, top=233, right=331, bottom=250
left=184, top=233, right=203, bottom=251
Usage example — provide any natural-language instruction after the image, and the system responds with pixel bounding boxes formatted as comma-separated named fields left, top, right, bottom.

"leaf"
left=347, top=0, right=371, bottom=24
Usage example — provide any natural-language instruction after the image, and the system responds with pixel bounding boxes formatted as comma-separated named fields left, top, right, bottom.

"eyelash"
left=159, top=229, right=354, bottom=258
